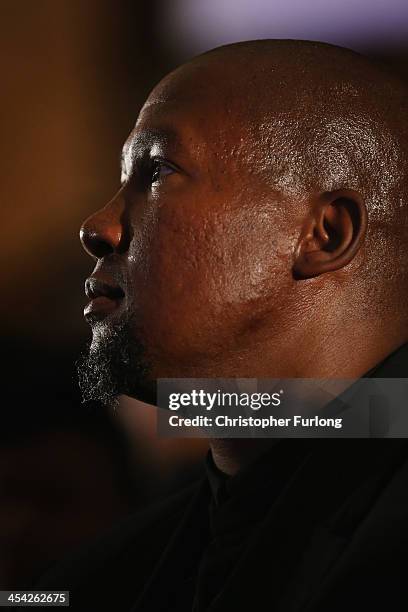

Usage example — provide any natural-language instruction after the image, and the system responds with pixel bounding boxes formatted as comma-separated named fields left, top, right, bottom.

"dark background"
left=1, top=0, right=407, bottom=589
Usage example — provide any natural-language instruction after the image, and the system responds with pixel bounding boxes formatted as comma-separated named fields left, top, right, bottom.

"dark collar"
left=205, top=439, right=312, bottom=508
left=205, top=450, right=230, bottom=507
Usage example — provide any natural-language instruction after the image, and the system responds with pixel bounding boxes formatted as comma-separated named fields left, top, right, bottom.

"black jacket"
left=39, top=344, right=408, bottom=611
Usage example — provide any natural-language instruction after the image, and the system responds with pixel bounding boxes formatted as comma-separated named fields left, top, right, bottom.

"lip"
left=84, top=277, right=125, bottom=322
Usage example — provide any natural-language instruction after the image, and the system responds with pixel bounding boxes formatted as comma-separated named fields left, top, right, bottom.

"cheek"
left=132, top=211, right=226, bottom=359
left=126, top=194, right=293, bottom=364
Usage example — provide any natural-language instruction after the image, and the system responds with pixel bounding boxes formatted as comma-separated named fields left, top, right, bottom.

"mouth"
left=84, top=276, right=125, bottom=323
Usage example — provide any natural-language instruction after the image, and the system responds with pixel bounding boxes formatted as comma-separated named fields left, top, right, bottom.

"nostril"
left=79, top=226, right=115, bottom=259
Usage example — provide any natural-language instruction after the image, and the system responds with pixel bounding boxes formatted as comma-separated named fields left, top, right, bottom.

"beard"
left=77, top=317, right=153, bottom=408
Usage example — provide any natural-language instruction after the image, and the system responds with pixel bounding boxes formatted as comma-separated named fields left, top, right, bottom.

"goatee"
left=77, top=318, right=152, bottom=407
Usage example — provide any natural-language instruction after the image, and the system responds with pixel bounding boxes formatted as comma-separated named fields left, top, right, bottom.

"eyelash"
left=145, top=157, right=175, bottom=187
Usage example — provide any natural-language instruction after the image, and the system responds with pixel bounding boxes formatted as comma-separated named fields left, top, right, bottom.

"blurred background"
left=1, top=0, right=407, bottom=589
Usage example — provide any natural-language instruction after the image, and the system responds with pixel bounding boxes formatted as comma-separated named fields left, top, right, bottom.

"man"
left=42, top=40, right=408, bottom=610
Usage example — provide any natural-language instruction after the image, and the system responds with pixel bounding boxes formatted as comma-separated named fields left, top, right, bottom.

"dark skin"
left=80, top=40, right=408, bottom=474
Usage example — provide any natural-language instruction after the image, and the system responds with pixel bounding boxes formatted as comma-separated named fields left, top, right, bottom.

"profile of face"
left=78, top=41, right=408, bottom=405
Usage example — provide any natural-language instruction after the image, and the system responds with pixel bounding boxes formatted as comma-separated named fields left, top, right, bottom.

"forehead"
left=123, top=60, right=255, bottom=159
left=121, top=103, right=213, bottom=179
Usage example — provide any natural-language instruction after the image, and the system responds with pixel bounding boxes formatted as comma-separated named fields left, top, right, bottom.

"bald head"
left=79, top=40, right=408, bottom=404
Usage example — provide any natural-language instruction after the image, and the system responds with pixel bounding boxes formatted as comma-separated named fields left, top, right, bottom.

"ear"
left=293, top=189, right=368, bottom=279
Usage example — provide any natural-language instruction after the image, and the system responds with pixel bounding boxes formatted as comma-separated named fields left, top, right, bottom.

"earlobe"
left=293, top=189, right=368, bottom=279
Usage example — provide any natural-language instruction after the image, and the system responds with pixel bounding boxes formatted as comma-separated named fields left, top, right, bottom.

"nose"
left=80, top=195, right=125, bottom=259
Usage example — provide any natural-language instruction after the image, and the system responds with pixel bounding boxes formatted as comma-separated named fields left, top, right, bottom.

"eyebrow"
left=120, top=128, right=181, bottom=172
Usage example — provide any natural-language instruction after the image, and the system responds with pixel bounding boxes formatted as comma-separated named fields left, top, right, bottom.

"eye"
left=150, top=159, right=176, bottom=185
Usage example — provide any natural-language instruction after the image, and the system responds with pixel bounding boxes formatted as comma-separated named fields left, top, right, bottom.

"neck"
left=210, top=439, right=275, bottom=476
left=210, top=335, right=407, bottom=476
